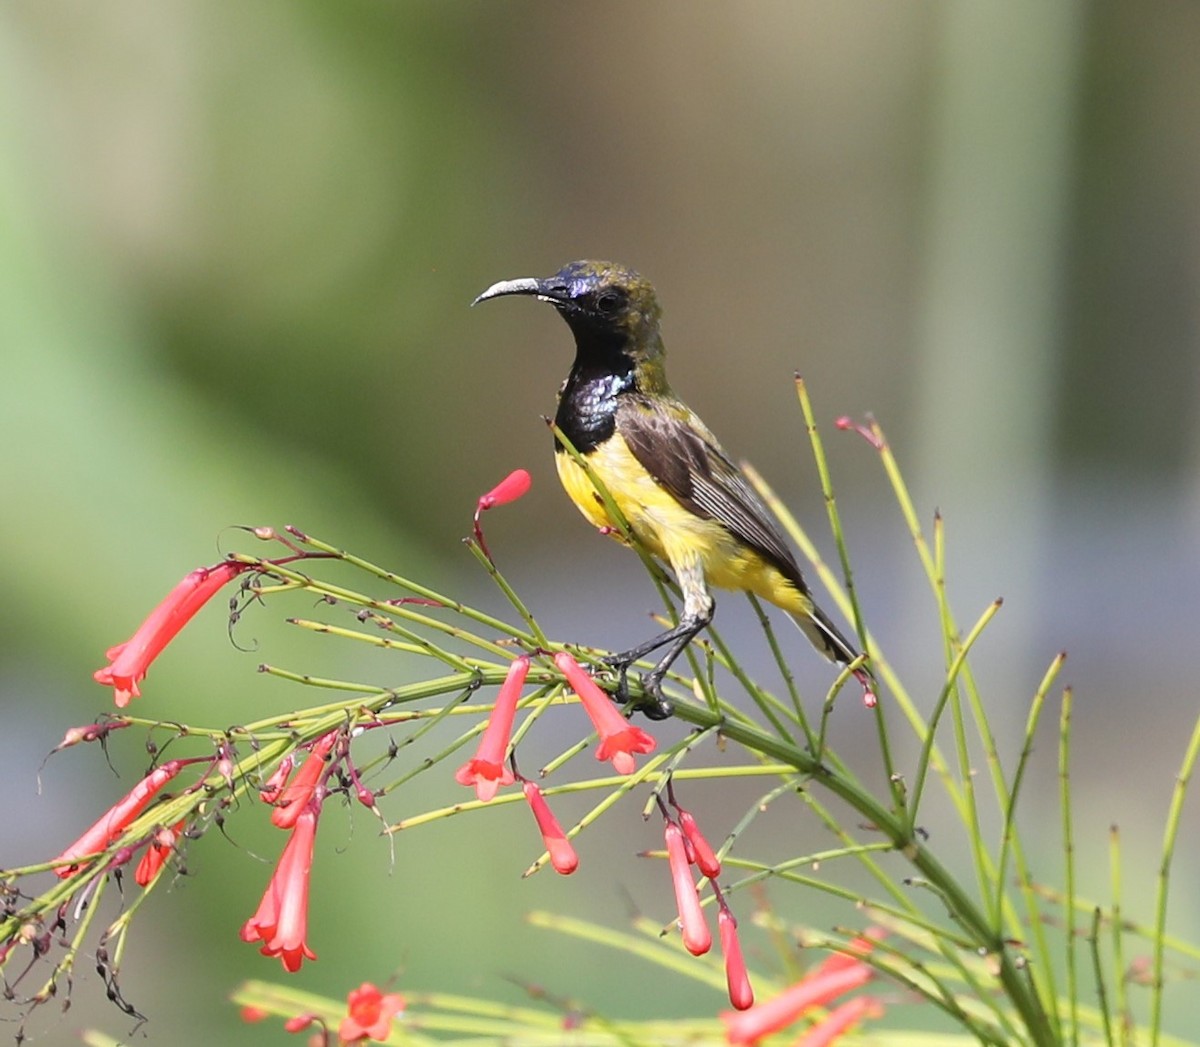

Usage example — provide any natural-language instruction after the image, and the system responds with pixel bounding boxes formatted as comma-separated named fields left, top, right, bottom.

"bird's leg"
left=603, top=563, right=713, bottom=720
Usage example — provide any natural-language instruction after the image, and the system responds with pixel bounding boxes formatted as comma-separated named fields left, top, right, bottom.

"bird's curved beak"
left=471, top=277, right=543, bottom=307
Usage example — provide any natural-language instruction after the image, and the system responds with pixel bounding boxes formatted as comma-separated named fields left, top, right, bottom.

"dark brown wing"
left=615, top=395, right=808, bottom=592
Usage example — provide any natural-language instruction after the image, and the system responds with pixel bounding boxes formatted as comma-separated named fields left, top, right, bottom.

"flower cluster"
left=16, top=466, right=895, bottom=1047
left=656, top=789, right=755, bottom=1011
left=241, top=981, right=405, bottom=1045
left=451, top=646, right=659, bottom=876
left=239, top=725, right=386, bottom=972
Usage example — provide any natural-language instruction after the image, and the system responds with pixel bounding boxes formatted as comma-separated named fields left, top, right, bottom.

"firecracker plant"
left=4, top=381, right=1200, bottom=1047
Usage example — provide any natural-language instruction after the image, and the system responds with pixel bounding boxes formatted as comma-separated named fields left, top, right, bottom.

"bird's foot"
left=596, top=656, right=674, bottom=721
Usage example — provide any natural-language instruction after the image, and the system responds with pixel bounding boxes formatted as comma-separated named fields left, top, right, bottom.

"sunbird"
left=474, top=260, right=862, bottom=719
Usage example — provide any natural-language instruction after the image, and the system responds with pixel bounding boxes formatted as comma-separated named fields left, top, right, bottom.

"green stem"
left=1060, top=688, right=1080, bottom=1047
left=1150, top=709, right=1200, bottom=1045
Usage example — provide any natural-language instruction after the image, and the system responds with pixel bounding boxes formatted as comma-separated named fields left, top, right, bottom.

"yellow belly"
left=554, top=436, right=812, bottom=618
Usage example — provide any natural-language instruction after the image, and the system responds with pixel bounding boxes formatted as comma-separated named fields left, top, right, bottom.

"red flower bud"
left=477, top=469, right=532, bottom=511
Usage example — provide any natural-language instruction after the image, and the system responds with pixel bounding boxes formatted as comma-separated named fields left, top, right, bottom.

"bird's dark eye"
left=596, top=290, right=621, bottom=313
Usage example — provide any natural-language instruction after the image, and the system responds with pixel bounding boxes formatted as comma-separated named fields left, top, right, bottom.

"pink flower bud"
left=134, top=821, right=185, bottom=887
left=271, top=732, right=337, bottom=830
left=260, top=755, right=296, bottom=805
left=477, top=469, right=532, bottom=511
left=719, top=906, right=754, bottom=1011
left=665, top=822, right=710, bottom=956
left=522, top=781, right=578, bottom=875
left=678, top=809, right=721, bottom=878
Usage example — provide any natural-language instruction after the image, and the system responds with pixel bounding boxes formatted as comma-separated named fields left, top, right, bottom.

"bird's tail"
left=790, top=601, right=860, bottom=668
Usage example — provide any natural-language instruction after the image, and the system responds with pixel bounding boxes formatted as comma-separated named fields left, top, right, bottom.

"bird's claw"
left=637, top=679, right=675, bottom=721
left=594, top=657, right=674, bottom=721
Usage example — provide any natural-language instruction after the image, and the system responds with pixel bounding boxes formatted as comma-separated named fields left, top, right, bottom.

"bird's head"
left=474, top=261, right=667, bottom=383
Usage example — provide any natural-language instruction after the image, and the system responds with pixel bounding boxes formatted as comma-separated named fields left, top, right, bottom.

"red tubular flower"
left=719, top=906, right=754, bottom=1011
left=339, top=982, right=406, bottom=1043
left=52, top=759, right=185, bottom=878
left=134, top=820, right=186, bottom=887
left=271, top=732, right=338, bottom=830
left=454, top=656, right=529, bottom=802
left=678, top=808, right=721, bottom=878
left=240, top=807, right=319, bottom=972
left=93, top=561, right=246, bottom=706
left=522, top=780, right=578, bottom=875
left=665, top=821, right=711, bottom=956
left=554, top=652, right=656, bottom=775
left=813, top=927, right=886, bottom=975
left=721, top=962, right=874, bottom=1045
left=239, top=1005, right=270, bottom=1023
left=792, top=996, right=884, bottom=1047
left=260, top=755, right=296, bottom=805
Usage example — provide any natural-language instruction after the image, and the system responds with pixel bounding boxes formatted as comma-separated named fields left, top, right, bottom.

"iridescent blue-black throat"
left=553, top=340, right=637, bottom=454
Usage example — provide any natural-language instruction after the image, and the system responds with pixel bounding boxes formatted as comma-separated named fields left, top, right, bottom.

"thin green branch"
left=1060, top=688, right=1080, bottom=1047
left=1151, top=709, right=1200, bottom=1044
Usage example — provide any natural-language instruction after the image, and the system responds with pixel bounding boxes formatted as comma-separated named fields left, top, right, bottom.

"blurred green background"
left=3, top=2, right=1200, bottom=1042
